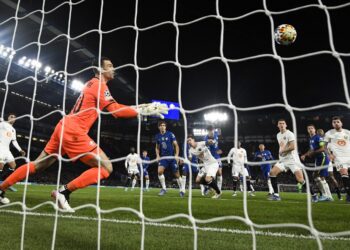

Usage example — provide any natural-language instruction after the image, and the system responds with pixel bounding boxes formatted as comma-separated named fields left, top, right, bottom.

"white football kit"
left=324, top=128, right=350, bottom=169
left=228, top=147, right=249, bottom=177
left=189, top=141, right=218, bottom=178
left=0, top=121, right=22, bottom=164
left=275, top=130, right=302, bottom=174
left=125, top=153, right=141, bottom=175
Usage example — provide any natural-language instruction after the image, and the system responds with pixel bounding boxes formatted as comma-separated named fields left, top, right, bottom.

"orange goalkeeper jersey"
left=62, top=77, right=138, bottom=135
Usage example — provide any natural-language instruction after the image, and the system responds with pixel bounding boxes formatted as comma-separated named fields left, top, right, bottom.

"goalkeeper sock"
left=66, top=167, right=110, bottom=192
left=158, top=174, right=166, bottom=190
left=131, top=178, right=137, bottom=189
left=216, top=175, right=222, bottom=191
left=270, top=176, right=278, bottom=195
left=0, top=162, right=36, bottom=191
left=145, top=179, right=150, bottom=189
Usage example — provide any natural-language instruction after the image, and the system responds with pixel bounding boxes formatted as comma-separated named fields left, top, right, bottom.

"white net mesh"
left=1, top=0, right=350, bottom=249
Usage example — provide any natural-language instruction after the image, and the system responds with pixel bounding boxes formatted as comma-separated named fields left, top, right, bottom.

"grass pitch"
left=0, top=185, right=349, bottom=250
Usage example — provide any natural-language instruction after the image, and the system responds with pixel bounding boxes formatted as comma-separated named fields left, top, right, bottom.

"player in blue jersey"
left=205, top=125, right=223, bottom=191
left=155, top=121, right=183, bottom=196
left=141, top=150, right=151, bottom=191
left=180, top=140, right=200, bottom=196
left=254, top=144, right=274, bottom=195
left=301, top=124, right=333, bottom=202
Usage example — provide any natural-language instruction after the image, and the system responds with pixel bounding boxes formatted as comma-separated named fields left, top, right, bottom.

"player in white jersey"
left=187, top=135, right=221, bottom=198
left=268, top=119, right=306, bottom=201
left=124, top=147, right=141, bottom=191
left=0, top=114, right=25, bottom=194
left=317, top=129, right=341, bottom=200
left=227, top=141, right=255, bottom=197
left=324, top=116, right=350, bottom=202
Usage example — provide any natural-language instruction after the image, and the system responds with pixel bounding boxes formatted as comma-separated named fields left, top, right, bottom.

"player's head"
left=307, top=124, right=316, bottom=136
left=258, top=144, right=265, bottom=151
left=187, top=134, right=196, bottom=147
left=331, top=116, right=342, bottom=130
left=7, top=113, right=16, bottom=125
left=92, top=56, right=114, bottom=81
left=206, top=125, right=214, bottom=137
left=317, top=128, right=325, bottom=136
left=237, top=141, right=242, bottom=148
left=130, top=147, right=135, bottom=153
left=142, top=150, right=147, bottom=157
left=158, top=120, right=167, bottom=133
left=277, top=119, right=287, bottom=131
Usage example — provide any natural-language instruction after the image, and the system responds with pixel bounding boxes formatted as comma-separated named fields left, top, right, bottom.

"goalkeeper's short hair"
left=92, top=56, right=111, bottom=74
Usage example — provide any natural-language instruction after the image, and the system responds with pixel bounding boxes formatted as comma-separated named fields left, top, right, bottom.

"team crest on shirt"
left=345, top=136, right=349, bottom=140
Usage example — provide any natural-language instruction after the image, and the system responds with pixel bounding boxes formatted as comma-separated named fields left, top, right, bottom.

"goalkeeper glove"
left=137, top=103, right=168, bottom=119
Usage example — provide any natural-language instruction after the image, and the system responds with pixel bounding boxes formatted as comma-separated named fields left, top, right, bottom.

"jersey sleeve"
left=99, top=83, right=138, bottom=118
left=287, top=131, right=296, bottom=142
left=170, top=132, right=177, bottom=142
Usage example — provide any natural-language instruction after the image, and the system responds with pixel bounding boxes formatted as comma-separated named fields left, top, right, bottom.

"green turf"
left=0, top=185, right=349, bottom=249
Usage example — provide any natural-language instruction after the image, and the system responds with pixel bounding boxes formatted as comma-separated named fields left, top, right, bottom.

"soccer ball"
left=274, top=24, right=297, bottom=45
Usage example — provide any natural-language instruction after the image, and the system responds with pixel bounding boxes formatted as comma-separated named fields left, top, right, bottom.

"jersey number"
left=72, top=94, right=84, bottom=114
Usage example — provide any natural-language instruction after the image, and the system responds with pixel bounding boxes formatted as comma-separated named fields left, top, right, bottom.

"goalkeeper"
left=0, top=57, right=168, bottom=211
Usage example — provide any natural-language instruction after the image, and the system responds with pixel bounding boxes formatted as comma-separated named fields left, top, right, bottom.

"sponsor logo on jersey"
left=337, top=139, right=346, bottom=146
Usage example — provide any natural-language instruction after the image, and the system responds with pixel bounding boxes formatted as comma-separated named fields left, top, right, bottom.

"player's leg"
left=125, top=172, right=132, bottom=191
left=3, top=161, right=17, bottom=192
left=131, top=173, right=137, bottom=190
left=338, top=166, right=350, bottom=202
left=328, top=171, right=341, bottom=200
left=172, top=162, right=184, bottom=197
left=216, top=162, right=223, bottom=191
left=205, top=164, right=221, bottom=198
left=268, top=163, right=283, bottom=200
left=0, top=150, right=57, bottom=204
left=263, top=165, right=274, bottom=195
left=144, top=170, right=150, bottom=191
left=158, top=161, right=167, bottom=195
left=52, top=148, right=112, bottom=212
left=319, top=168, right=333, bottom=201
left=181, top=164, right=189, bottom=194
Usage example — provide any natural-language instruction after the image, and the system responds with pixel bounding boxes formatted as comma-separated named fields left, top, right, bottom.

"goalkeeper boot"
left=51, top=186, right=74, bottom=213
left=311, top=194, right=318, bottom=203
left=0, top=190, right=10, bottom=204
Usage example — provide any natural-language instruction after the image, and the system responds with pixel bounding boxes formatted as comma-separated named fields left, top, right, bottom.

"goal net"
left=0, top=0, right=350, bottom=249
